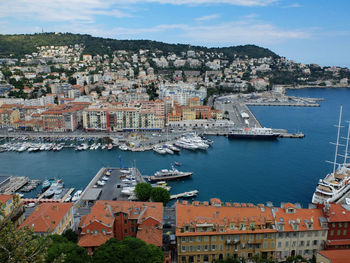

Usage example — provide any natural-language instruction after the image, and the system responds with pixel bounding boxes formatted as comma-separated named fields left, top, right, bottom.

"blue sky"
left=0, top=0, right=349, bottom=67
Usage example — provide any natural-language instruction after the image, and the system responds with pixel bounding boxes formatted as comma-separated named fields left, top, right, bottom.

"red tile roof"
left=274, top=206, right=326, bottom=232
left=19, top=203, right=73, bottom=233
left=318, top=249, right=350, bottom=263
left=326, top=204, right=350, bottom=222
left=78, top=232, right=112, bottom=247
left=326, top=239, right=350, bottom=246
left=0, top=194, right=12, bottom=204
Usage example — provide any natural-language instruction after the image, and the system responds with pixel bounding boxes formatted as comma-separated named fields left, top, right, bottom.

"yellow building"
left=176, top=199, right=276, bottom=263
left=0, top=108, right=20, bottom=126
left=0, top=194, right=25, bottom=226
left=182, top=107, right=196, bottom=121
left=19, top=203, right=73, bottom=235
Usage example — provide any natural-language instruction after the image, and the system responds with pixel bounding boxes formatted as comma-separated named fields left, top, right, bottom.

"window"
left=241, top=235, right=246, bottom=240
left=332, top=223, right=336, bottom=228
left=212, top=236, right=216, bottom=241
left=285, top=241, right=289, bottom=247
left=211, top=245, right=216, bottom=251
left=204, top=236, right=209, bottom=242
left=230, top=223, right=235, bottom=229
left=345, top=223, right=348, bottom=228
left=197, top=246, right=201, bottom=251
left=330, top=230, right=334, bottom=236
left=204, top=245, right=208, bottom=251
left=189, top=246, right=194, bottom=252
left=220, top=244, right=223, bottom=251
left=181, top=246, right=186, bottom=252
left=256, top=234, right=260, bottom=239
left=263, top=242, right=267, bottom=249
left=249, top=235, right=254, bottom=240
left=271, top=242, right=275, bottom=248
left=278, top=242, right=282, bottom=248
left=337, top=230, right=341, bottom=236
left=226, top=235, right=231, bottom=241
left=300, top=232, right=305, bottom=238
left=220, top=235, right=224, bottom=241
left=322, top=231, right=326, bottom=237
left=189, top=237, right=194, bottom=242
left=292, top=241, right=296, bottom=247
left=307, top=232, right=312, bottom=237
left=181, top=237, right=186, bottom=242
left=300, top=241, right=304, bottom=246
left=339, top=222, right=343, bottom=228
left=344, top=230, right=347, bottom=236
left=197, top=236, right=202, bottom=242
left=306, top=240, right=310, bottom=247
left=313, top=240, right=318, bottom=246
left=124, top=220, right=127, bottom=224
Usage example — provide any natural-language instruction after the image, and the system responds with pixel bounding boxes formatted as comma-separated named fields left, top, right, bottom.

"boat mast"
left=333, top=106, right=343, bottom=173
left=344, top=121, right=350, bottom=164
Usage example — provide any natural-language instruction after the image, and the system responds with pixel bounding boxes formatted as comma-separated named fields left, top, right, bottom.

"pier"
left=170, top=190, right=199, bottom=200
left=0, top=176, right=29, bottom=194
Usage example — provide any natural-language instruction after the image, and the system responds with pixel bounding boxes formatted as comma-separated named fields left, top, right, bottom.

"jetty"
left=170, top=190, right=199, bottom=200
left=0, top=176, right=29, bottom=194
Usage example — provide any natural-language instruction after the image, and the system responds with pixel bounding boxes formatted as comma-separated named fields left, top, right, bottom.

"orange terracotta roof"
left=78, top=233, right=112, bottom=247
left=136, top=223, right=163, bottom=247
left=284, top=203, right=296, bottom=209
left=327, top=204, right=350, bottom=222
left=318, top=249, right=350, bottom=263
left=0, top=194, right=12, bottom=204
left=176, top=202, right=274, bottom=236
left=325, top=239, right=350, bottom=246
left=274, top=207, right=326, bottom=232
left=19, top=203, right=73, bottom=233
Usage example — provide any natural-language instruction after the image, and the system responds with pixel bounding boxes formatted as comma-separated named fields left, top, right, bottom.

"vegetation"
left=92, top=237, right=164, bottom=263
left=46, top=235, right=90, bottom=263
left=150, top=187, right=170, bottom=205
left=0, top=33, right=278, bottom=59
left=135, top=183, right=152, bottom=201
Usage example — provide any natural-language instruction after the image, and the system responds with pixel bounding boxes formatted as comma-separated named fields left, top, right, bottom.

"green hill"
left=0, top=33, right=278, bottom=60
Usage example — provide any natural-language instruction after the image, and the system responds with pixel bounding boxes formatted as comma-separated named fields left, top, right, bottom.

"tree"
left=150, top=187, right=170, bottom=205
left=0, top=198, right=49, bottom=263
left=92, top=237, right=164, bottom=263
left=134, top=183, right=152, bottom=201
left=46, top=235, right=90, bottom=263
left=62, top=229, right=78, bottom=243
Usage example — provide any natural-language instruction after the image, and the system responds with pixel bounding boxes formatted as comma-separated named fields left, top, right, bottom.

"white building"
left=159, top=83, right=207, bottom=106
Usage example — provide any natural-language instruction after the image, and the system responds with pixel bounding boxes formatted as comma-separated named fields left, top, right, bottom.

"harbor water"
left=1, top=88, right=350, bottom=206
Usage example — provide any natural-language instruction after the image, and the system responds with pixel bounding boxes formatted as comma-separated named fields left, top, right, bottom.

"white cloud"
left=0, top=0, right=130, bottom=23
left=282, top=3, right=301, bottom=8
left=195, top=14, right=220, bottom=22
left=120, top=0, right=278, bottom=6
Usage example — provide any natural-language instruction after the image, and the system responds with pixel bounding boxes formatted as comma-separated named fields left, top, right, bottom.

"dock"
left=0, top=176, right=29, bottom=194
left=279, top=133, right=305, bottom=138
left=246, top=102, right=320, bottom=107
left=170, top=190, right=199, bottom=200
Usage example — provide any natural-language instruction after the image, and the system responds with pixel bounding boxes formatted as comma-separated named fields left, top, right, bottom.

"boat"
left=101, top=144, right=106, bottom=150
left=175, top=162, right=182, bottom=167
left=107, top=143, right=113, bottom=150
left=119, top=144, right=128, bottom=151
left=147, top=166, right=193, bottom=182
left=167, top=144, right=180, bottom=153
left=41, top=179, right=51, bottom=192
left=153, top=146, right=167, bottom=154
left=228, top=127, right=280, bottom=140
left=71, top=190, right=82, bottom=202
left=163, top=146, right=174, bottom=154
left=312, top=106, right=350, bottom=204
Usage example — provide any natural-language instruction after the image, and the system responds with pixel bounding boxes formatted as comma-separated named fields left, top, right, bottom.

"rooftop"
left=318, top=249, right=350, bottom=263
left=19, top=203, right=73, bottom=233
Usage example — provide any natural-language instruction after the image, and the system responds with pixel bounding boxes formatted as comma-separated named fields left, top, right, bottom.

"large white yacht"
left=312, top=106, right=350, bottom=204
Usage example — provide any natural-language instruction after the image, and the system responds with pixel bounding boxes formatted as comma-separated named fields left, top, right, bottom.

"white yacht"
left=71, top=190, right=82, bottom=202
left=312, top=106, right=350, bottom=204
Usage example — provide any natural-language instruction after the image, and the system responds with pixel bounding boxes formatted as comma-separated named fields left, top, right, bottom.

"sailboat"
left=312, top=106, right=350, bottom=204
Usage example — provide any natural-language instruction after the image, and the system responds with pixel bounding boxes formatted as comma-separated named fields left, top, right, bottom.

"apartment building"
left=323, top=203, right=350, bottom=249
left=0, top=194, right=25, bottom=226
left=78, top=201, right=163, bottom=255
left=176, top=199, right=276, bottom=263
left=19, top=203, right=73, bottom=235
left=274, top=203, right=328, bottom=261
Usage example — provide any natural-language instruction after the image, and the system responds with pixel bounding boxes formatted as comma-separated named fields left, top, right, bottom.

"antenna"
left=333, top=106, right=343, bottom=173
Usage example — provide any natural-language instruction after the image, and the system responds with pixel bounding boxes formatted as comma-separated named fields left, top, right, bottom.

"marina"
left=0, top=88, right=349, bottom=206
left=170, top=190, right=199, bottom=200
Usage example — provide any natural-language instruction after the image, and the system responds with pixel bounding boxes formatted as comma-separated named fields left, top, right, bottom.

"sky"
left=0, top=0, right=349, bottom=67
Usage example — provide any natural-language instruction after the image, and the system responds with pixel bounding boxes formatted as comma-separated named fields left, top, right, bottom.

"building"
left=176, top=199, right=276, bottom=263
left=0, top=194, right=25, bottom=226
left=159, top=83, right=207, bottom=106
left=78, top=201, right=163, bottom=255
left=323, top=203, right=350, bottom=249
left=273, top=203, right=328, bottom=261
left=0, top=107, right=20, bottom=127
left=316, top=249, right=350, bottom=263
left=83, top=103, right=164, bottom=131
left=182, top=107, right=196, bottom=121
left=188, top=98, right=201, bottom=107
left=19, top=203, right=73, bottom=235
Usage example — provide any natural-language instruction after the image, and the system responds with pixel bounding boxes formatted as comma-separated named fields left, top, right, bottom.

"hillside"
left=0, top=33, right=278, bottom=59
